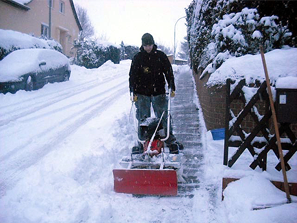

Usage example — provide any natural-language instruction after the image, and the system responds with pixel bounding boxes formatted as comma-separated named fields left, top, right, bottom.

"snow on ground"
left=203, top=130, right=297, bottom=223
left=1, top=49, right=297, bottom=223
left=0, top=61, right=195, bottom=223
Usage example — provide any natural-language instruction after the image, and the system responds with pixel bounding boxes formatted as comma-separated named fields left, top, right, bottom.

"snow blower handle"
left=146, top=111, right=165, bottom=155
left=146, top=89, right=172, bottom=154
left=161, top=88, right=172, bottom=142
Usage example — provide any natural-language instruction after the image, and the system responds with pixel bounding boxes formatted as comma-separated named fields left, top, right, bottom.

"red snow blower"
left=113, top=92, right=184, bottom=196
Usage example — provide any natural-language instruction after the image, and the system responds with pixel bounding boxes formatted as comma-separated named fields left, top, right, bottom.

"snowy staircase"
left=171, top=68, right=203, bottom=197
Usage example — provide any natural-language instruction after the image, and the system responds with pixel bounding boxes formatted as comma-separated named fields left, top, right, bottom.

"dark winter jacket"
left=129, top=45, right=175, bottom=96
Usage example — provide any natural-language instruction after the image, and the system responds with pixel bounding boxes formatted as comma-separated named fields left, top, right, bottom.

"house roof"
left=69, top=0, right=82, bottom=31
left=2, top=0, right=31, bottom=10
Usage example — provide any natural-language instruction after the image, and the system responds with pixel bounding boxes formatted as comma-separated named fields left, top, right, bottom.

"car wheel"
left=64, top=72, right=70, bottom=81
left=25, top=76, right=34, bottom=91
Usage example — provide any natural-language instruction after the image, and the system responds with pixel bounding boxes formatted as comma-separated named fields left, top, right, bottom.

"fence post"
left=224, top=79, right=231, bottom=165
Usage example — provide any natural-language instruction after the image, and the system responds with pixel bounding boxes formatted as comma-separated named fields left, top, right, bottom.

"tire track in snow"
left=0, top=86, right=127, bottom=198
left=0, top=79, right=96, bottom=115
left=0, top=75, right=126, bottom=127
left=0, top=79, right=127, bottom=160
left=20, top=79, right=127, bottom=123
left=0, top=79, right=127, bottom=162
left=0, top=70, right=122, bottom=109
left=0, top=78, right=127, bottom=134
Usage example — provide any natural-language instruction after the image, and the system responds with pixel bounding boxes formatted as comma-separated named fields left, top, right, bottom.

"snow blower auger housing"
left=113, top=92, right=184, bottom=196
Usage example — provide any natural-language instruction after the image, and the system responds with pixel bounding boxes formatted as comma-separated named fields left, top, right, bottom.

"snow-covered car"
left=0, top=49, right=71, bottom=94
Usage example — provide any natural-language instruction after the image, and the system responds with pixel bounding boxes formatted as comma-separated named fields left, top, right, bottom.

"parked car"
left=0, top=49, right=71, bottom=94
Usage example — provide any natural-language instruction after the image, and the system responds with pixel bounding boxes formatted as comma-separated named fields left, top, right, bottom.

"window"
left=41, top=24, right=49, bottom=38
left=59, top=1, right=65, bottom=14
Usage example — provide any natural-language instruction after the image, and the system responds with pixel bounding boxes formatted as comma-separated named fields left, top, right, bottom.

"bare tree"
left=75, top=4, right=94, bottom=40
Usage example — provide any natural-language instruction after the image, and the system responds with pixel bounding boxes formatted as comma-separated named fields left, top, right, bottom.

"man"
left=129, top=33, right=183, bottom=154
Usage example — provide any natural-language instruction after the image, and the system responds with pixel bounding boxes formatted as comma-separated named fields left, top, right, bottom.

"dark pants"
left=135, top=94, right=176, bottom=145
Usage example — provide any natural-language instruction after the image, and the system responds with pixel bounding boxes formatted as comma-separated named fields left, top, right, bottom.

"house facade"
left=0, top=0, right=82, bottom=57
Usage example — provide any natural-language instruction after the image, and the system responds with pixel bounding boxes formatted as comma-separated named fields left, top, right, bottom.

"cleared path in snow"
left=171, top=67, right=225, bottom=223
left=171, top=67, right=204, bottom=197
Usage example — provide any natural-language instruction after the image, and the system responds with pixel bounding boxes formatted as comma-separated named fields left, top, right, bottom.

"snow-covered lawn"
left=0, top=52, right=297, bottom=222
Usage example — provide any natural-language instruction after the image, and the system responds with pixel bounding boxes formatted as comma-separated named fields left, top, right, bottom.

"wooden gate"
left=223, top=79, right=297, bottom=171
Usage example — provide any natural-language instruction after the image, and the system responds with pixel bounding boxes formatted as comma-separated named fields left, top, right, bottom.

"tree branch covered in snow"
left=186, top=0, right=297, bottom=75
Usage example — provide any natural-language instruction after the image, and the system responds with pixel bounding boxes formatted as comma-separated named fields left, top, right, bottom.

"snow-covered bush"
left=210, top=8, right=291, bottom=66
left=73, top=39, right=120, bottom=69
left=0, top=29, right=62, bottom=60
left=40, top=36, right=63, bottom=53
left=120, top=42, right=140, bottom=60
left=186, top=0, right=296, bottom=75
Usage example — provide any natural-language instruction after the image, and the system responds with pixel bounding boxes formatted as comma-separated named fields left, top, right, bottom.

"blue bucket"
left=211, top=128, right=225, bottom=140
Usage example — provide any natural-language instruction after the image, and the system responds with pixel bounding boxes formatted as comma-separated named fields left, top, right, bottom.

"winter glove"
left=130, top=94, right=138, bottom=102
left=133, top=95, right=138, bottom=102
left=170, top=91, right=175, bottom=97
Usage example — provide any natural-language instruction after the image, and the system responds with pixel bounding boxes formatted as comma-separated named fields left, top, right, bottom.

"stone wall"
left=193, top=70, right=226, bottom=131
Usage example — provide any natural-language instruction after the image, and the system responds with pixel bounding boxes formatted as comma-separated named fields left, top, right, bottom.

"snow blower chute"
left=113, top=92, right=183, bottom=196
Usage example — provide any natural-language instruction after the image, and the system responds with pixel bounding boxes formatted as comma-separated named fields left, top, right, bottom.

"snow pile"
left=206, top=47, right=297, bottom=86
left=224, top=174, right=294, bottom=209
left=202, top=128, right=297, bottom=223
left=224, top=174, right=297, bottom=223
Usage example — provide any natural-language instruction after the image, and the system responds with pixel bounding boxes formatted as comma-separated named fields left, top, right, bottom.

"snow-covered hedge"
left=120, top=43, right=139, bottom=60
left=73, top=39, right=121, bottom=69
left=0, top=29, right=62, bottom=60
left=186, top=0, right=296, bottom=75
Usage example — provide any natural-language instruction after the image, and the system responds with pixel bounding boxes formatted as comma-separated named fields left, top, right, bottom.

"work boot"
left=176, top=141, right=184, bottom=150
left=131, top=143, right=144, bottom=154
left=168, top=141, right=183, bottom=154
